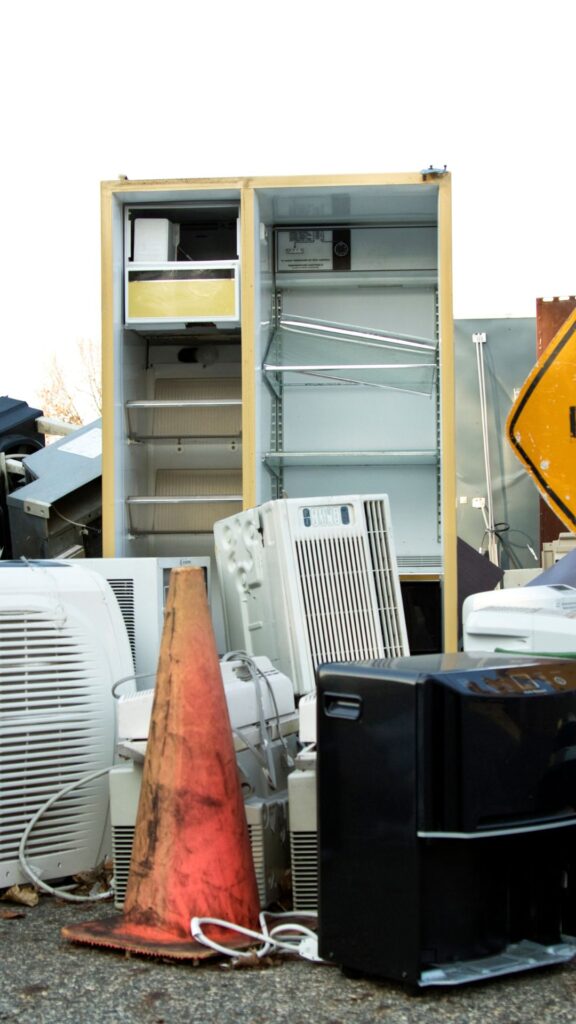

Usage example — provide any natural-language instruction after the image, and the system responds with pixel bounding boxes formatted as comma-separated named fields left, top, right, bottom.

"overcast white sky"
left=2, top=0, right=574, bottom=416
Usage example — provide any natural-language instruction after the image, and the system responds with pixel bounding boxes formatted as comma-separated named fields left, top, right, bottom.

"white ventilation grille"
left=396, top=554, right=443, bottom=570
left=0, top=608, right=114, bottom=886
left=247, top=821, right=266, bottom=907
left=106, top=578, right=136, bottom=668
left=363, top=498, right=406, bottom=656
left=112, top=825, right=135, bottom=908
left=289, top=832, right=318, bottom=912
left=294, top=498, right=405, bottom=669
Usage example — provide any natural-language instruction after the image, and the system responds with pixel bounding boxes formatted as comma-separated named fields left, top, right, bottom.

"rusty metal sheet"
left=537, top=296, right=576, bottom=358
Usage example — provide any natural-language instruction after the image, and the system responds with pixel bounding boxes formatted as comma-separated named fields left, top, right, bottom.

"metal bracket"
left=421, top=165, right=449, bottom=180
left=23, top=499, right=51, bottom=520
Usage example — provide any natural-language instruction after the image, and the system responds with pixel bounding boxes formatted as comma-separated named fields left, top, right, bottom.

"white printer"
left=463, top=584, right=576, bottom=655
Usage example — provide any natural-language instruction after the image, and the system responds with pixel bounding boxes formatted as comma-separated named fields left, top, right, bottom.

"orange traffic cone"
left=62, top=566, right=260, bottom=959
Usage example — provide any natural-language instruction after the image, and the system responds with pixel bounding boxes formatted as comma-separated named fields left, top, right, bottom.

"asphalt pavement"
left=2, top=897, right=576, bottom=1024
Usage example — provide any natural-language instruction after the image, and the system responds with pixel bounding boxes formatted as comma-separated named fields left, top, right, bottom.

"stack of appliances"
left=110, top=655, right=298, bottom=909
left=214, top=494, right=412, bottom=914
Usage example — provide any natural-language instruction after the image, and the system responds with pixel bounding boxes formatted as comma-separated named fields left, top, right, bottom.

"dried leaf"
left=1, top=885, right=39, bottom=907
left=71, top=858, right=113, bottom=896
left=0, top=908, right=26, bottom=920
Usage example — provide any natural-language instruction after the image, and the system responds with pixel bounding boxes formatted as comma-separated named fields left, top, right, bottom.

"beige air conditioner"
left=214, top=495, right=409, bottom=696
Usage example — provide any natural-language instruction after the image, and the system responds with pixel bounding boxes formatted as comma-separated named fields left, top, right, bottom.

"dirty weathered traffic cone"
left=62, top=566, right=260, bottom=959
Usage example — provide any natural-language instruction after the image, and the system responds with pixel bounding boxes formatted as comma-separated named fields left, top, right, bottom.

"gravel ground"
left=2, top=898, right=576, bottom=1024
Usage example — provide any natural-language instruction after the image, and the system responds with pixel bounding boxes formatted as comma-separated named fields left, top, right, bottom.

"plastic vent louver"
left=289, top=832, right=318, bottom=912
left=246, top=821, right=266, bottom=907
left=106, top=578, right=136, bottom=668
left=111, top=825, right=135, bottom=907
left=294, top=498, right=405, bottom=668
left=0, top=591, right=121, bottom=887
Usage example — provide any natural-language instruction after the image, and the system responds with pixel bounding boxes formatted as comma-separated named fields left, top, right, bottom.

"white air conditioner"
left=288, top=749, right=318, bottom=912
left=214, top=495, right=409, bottom=695
left=69, top=556, right=211, bottom=685
left=463, top=584, right=576, bottom=655
left=116, top=655, right=298, bottom=764
left=0, top=561, right=134, bottom=888
left=109, top=763, right=290, bottom=910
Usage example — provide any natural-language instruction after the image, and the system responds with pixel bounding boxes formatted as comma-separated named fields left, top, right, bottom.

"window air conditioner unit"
left=0, top=562, right=134, bottom=888
left=214, top=495, right=409, bottom=696
left=73, top=556, right=212, bottom=686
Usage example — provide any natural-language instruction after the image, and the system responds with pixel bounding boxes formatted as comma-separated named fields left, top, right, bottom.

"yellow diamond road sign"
left=507, top=307, right=576, bottom=532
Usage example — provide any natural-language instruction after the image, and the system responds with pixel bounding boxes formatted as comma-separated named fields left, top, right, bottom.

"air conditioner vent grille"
left=289, top=831, right=318, bottom=912
left=112, top=825, right=135, bottom=907
left=294, top=499, right=405, bottom=668
left=0, top=603, right=115, bottom=884
left=106, top=578, right=136, bottom=667
left=247, top=821, right=266, bottom=906
left=364, top=498, right=405, bottom=656
left=396, top=555, right=443, bottom=570
left=0, top=725, right=109, bottom=866
left=0, top=614, right=105, bottom=715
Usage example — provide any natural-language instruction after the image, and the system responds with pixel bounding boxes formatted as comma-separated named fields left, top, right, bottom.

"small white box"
left=133, top=219, right=179, bottom=262
left=298, top=691, right=317, bottom=744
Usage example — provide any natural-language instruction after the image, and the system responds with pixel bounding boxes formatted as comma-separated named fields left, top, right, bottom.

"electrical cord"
left=222, top=651, right=294, bottom=783
left=478, top=515, right=539, bottom=570
left=111, top=671, right=156, bottom=698
left=17, top=665, right=143, bottom=900
left=224, top=652, right=280, bottom=787
left=18, top=766, right=115, bottom=903
left=51, top=505, right=101, bottom=536
left=191, top=910, right=325, bottom=964
left=502, top=528, right=539, bottom=562
left=232, top=726, right=271, bottom=772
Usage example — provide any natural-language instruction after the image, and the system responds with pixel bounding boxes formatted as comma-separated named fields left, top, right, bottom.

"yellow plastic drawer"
left=125, top=261, right=240, bottom=324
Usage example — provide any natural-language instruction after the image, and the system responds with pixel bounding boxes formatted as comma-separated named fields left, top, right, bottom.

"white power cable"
left=18, top=658, right=137, bottom=900
left=191, top=910, right=325, bottom=963
left=222, top=651, right=294, bottom=786
left=111, top=670, right=155, bottom=698
left=18, top=766, right=114, bottom=903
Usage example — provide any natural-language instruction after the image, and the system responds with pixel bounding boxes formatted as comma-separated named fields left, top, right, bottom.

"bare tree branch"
left=38, top=340, right=102, bottom=426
